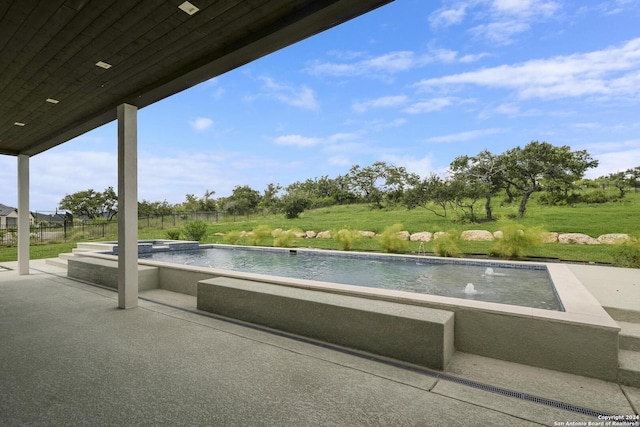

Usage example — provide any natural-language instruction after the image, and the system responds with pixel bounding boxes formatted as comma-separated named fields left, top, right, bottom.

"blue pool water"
left=139, top=246, right=562, bottom=311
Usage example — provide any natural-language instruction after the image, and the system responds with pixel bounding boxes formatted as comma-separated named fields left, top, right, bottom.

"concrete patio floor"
left=1, top=259, right=638, bottom=426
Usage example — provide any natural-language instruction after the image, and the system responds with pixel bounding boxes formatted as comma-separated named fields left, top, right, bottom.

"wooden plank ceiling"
left=0, top=0, right=391, bottom=156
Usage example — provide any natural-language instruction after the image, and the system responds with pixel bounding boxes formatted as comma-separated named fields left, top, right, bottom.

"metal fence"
left=0, top=221, right=117, bottom=245
left=1, top=211, right=250, bottom=245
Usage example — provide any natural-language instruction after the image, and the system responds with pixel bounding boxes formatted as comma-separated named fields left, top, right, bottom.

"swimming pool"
left=139, top=246, right=562, bottom=311
left=68, top=241, right=621, bottom=381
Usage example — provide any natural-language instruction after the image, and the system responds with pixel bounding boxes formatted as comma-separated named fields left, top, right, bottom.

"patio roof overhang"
left=0, top=0, right=392, bottom=157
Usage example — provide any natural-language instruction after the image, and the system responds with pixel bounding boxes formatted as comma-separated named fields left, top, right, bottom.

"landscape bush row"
left=164, top=219, right=640, bottom=268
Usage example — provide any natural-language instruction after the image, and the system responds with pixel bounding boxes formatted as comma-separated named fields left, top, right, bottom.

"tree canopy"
left=58, top=141, right=628, bottom=222
left=58, top=187, right=117, bottom=220
left=500, top=141, right=598, bottom=217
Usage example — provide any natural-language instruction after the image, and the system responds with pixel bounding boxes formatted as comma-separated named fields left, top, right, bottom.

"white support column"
left=117, top=103, right=138, bottom=309
left=17, top=154, right=30, bottom=275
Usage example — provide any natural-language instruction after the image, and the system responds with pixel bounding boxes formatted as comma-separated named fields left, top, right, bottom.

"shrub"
left=311, top=196, right=335, bottom=208
left=334, top=228, right=361, bottom=251
left=166, top=229, right=181, bottom=240
left=489, top=223, right=542, bottom=259
left=433, top=231, right=462, bottom=258
left=377, top=224, right=408, bottom=253
left=249, top=225, right=272, bottom=246
left=580, top=190, right=616, bottom=204
left=182, top=220, right=208, bottom=242
left=612, top=238, right=640, bottom=268
left=280, top=196, right=311, bottom=219
left=223, top=230, right=242, bottom=245
left=273, top=230, right=295, bottom=248
left=70, top=232, right=87, bottom=242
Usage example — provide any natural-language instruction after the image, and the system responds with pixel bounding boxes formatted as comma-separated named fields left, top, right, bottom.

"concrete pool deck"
left=0, top=259, right=638, bottom=425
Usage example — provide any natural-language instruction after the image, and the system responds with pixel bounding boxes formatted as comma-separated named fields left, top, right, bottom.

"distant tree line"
left=58, top=141, right=638, bottom=223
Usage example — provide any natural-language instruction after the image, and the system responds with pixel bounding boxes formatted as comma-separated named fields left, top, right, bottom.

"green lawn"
left=2, top=191, right=638, bottom=266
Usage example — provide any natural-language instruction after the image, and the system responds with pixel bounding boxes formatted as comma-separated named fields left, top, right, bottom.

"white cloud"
left=430, top=48, right=459, bottom=64
left=24, top=151, right=118, bottom=210
left=469, top=21, right=530, bottom=45
left=381, top=154, right=436, bottom=178
left=189, top=117, right=213, bottom=131
left=424, top=128, right=506, bottom=144
left=327, top=133, right=362, bottom=143
left=273, top=132, right=363, bottom=149
left=477, top=102, right=532, bottom=119
left=306, top=51, right=419, bottom=79
left=259, top=76, right=319, bottom=111
left=491, top=0, right=560, bottom=18
left=323, top=140, right=367, bottom=155
left=578, top=0, right=637, bottom=16
left=403, top=97, right=456, bottom=114
left=307, top=47, right=489, bottom=80
left=273, top=134, right=321, bottom=148
left=352, top=95, right=408, bottom=113
left=430, top=0, right=561, bottom=44
left=12, top=148, right=254, bottom=210
left=586, top=149, right=640, bottom=178
left=328, top=155, right=351, bottom=166
left=459, top=52, right=491, bottom=63
left=137, top=152, right=239, bottom=201
left=429, top=4, right=468, bottom=28
left=369, top=118, right=408, bottom=131
left=576, top=140, right=640, bottom=178
left=416, top=38, right=640, bottom=101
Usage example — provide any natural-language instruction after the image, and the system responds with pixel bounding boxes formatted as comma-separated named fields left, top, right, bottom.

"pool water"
left=140, top=247, right=562, bottom=311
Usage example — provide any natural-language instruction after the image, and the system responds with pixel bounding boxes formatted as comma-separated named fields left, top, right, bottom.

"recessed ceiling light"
left=96, top=61, right=112, bottom=69
left=178, top=1, right=199, bottom=15
left=46, top=98, right=60, bottom=104
left=14, top=122, right=26, bottom=126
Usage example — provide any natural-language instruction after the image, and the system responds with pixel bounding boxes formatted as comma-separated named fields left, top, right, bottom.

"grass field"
left=1, top=190, right=639, bottom=266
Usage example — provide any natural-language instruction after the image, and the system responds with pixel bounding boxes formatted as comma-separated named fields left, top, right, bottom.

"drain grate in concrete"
left=429, top=372, right=617, bottom=419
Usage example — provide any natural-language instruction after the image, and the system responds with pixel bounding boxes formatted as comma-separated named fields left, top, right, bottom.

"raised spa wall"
left=67, top=244, right=620, bottom=382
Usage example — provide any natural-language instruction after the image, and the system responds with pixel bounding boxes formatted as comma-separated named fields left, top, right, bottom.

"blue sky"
left=3, top=0, right=640, bottom=211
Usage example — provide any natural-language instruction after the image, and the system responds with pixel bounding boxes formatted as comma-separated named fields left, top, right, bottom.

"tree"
left=201, top=189, right=217, bottom=211
left=605, top=167, right=640, bottom=198
left=59, top=187, right=118, bottom=220
left=347, top=163, right=385, bottom=208
left=500, top=141, right=598, bottom=217
left=404, top=174, right=453, bottom=218
left=279, top=194, right=311, bottom=219
left=331, top=174, right=359, bottom=205
left=383, top=164, right=418, bottom=206
left=101, top=187, right=118, bottom=220
left=224, top=185, right=261, bottom=215
left=449, top=150, right=503, bottom=221
left=259, top=183, right=283, bottom=214
left=175, top=191, right=217, bottom=212
left=139, top=199, right=174, bottom=216
left=448, top=175, right=482, bottom=223
left=347, top=161, right=414, bottom=209
left=177, top=194, right=201, bottom=212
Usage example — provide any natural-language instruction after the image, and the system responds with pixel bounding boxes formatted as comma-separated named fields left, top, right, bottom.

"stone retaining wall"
left=237, top=229, right=632, bottom=245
